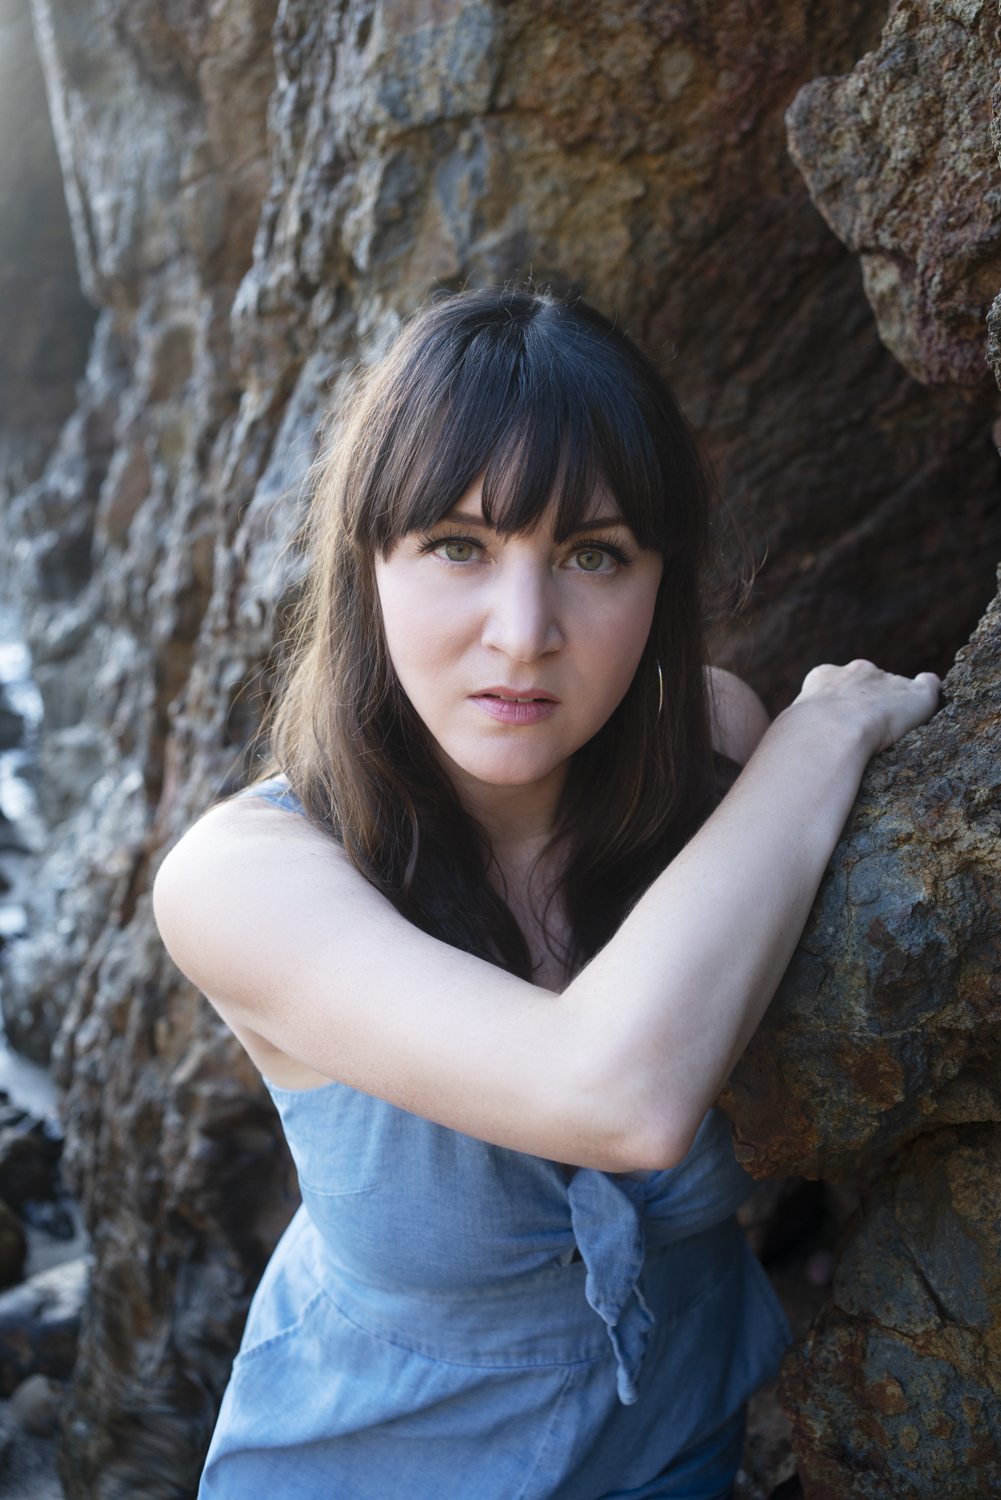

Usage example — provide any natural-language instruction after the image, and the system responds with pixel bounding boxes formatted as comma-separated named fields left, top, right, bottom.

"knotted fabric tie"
left=567, top=1169, right=653, bottom=1405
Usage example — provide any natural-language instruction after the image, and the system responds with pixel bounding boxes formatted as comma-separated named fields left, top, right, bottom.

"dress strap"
left=238, top=776, right=306, bottom=815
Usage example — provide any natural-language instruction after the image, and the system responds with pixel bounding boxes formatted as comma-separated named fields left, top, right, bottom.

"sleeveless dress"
left=199, top=781, right=791, bottom=1500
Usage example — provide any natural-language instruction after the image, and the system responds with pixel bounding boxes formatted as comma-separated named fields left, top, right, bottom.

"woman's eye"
left=571, top=548, right=609, bottom=572
left=439, top=540, right=475, bottom=562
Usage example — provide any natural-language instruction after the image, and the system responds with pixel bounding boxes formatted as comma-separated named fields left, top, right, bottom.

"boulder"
left=0, top=702, right=23, bottom=753
left=10, top=1373, right=63, bottom=1439
left=720, top=568, right=1001, bottom=1181
left=0, top=1257, right=88, bottom=1398
left=0, top=1130, right=56, bottom=1213
left=787, top=0, right=1001, bottom=388
left=0, top=1202, right=27, bottom=1291
left=782, top=1125, right=1001, bottom=1497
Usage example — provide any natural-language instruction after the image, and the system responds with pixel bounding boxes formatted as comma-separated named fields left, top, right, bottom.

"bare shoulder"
left=153, top=794, right=374, bottom=973
left=705, top=666, right=770, bottom=766
left=154, top=793, right=341, bottom=911
left=151, top=792, right=416, bottom=1088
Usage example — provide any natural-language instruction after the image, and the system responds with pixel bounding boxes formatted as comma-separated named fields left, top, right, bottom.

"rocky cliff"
left=720, top=5, right=1001, bottom=1493
left=0, top=0, right=93, bottom=526
left=0, top=0, right=999, bottom=1495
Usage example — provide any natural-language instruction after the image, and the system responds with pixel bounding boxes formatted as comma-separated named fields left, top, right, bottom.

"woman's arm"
left=153, top=662, right=938, bottom=1172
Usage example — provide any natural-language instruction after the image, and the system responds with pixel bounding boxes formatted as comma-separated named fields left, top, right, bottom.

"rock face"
left=718, top=6, right=1001, bottom=1495
left=0, top=0, right=1000, bottom=1495
left=720, top=570, right=1001, bottom=1182
left=787, top=0, right=1001, bottom=389
left=720, top=575, right=1001, bottom=1496
left=0, top=0, right=94, bottom=515
left=782, top=1126, right=1001, bottom=1497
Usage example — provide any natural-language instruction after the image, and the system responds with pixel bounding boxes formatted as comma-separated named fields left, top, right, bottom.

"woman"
left=153, top=288, right=939, bottom=1499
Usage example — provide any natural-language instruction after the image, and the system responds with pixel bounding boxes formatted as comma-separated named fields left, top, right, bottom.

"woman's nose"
left=480, top=564, right=564, bottom=662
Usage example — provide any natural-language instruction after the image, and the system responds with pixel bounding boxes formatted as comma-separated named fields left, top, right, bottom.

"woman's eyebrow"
left=440, top=511, right=493, bottom=528
left=569, top=516, right=627, bottom=531
left=439, top=511, right=628, bottom=532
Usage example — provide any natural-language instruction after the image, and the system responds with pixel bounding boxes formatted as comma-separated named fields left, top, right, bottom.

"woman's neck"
left=435, top=748, right=575, bottom=990
left=435, top=749, right=570, bottom=870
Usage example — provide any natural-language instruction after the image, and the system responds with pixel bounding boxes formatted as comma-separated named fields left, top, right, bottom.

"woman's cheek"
left=573, top=598, right=655, bottom=710
left=379, top=569, right=472, bottom=683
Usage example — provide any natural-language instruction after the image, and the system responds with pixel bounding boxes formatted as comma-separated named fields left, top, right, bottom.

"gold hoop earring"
left=656, top=660, right=663, bottom=718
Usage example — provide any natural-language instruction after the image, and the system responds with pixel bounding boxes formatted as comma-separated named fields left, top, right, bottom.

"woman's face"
left=374, top=478, right=663, bottom=791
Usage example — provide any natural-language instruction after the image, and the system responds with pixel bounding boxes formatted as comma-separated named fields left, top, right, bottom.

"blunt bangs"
left=357, top=290, right=706, bottom=558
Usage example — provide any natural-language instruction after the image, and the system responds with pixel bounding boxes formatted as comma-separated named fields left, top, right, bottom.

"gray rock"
left=0, top=1201, right=27, bottom=1291
left=0, top=1130, right=55, bottom=1212
left=10, top=1375, right=62, bottom=1439
left=0, top=1394, right=63, bottom=1498
left=0, top=0, right=93, bottom=521
left=0, top=1258, right=88, bottom=1398
left=0, top=702, right=24, bottom=753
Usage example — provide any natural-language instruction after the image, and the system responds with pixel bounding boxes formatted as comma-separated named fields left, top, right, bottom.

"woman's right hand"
left=788, top=659, right=941, bottom=757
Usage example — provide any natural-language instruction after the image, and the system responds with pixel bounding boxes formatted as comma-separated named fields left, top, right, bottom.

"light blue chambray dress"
left=199, top=782, right=791, bottom=1500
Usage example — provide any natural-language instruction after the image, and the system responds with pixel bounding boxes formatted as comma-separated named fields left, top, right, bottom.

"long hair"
left=268, top=288, right=722, bottom=979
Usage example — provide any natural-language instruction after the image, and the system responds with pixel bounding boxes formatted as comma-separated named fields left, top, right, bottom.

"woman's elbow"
left=611, top=1117, right=699, bottom=1174
left=563, top=1063, right=701, bottom=1173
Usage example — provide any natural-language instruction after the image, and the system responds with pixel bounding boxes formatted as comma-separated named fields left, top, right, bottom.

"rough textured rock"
left=787, top=0, right=1001, bottom=388
left=717, top=7, right=1001, bottom=1493
left=0, top=1130, right=56, bottom=1213
left=720, top=566, right=1001, bottom=1180
left=0, top=0, right=999, bottom=1494
left=782, top=1125, right=1001, bottom=1497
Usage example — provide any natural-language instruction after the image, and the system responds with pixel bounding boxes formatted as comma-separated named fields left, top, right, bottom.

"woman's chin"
left=437, top=741, right=572, bottom=791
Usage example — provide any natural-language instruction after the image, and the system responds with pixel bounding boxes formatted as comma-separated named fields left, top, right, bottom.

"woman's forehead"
left=448, top=478, right=628, bottom=533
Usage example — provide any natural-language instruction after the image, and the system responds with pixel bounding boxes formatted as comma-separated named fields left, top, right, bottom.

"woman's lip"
left=475, top=686, right=559, bottom=703
left=470, top=692, right=559, bottom=726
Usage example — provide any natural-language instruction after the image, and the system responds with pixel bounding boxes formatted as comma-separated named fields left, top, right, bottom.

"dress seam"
left=318, top=1283, right=611, bottom=1372
left=235, top=1286, right=327, bottom=1363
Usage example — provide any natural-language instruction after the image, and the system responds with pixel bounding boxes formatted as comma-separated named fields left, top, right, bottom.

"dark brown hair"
left=269, top=287, right=722, bottom=978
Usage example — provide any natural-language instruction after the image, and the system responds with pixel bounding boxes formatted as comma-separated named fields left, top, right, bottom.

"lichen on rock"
left=787, top=0, right=1001, bottom=388
left=720, top=565, right=1001, bottom=1182
left=782, top=1125, right=1001, bottom=1496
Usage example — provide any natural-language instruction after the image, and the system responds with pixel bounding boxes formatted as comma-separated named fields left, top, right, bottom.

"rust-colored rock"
left=719, top=8, right=1001, bottom=1492
left=719, top=566, right=1001, bottom=1181
left=781, top=1126, right=1001, bottom=1498
left=787, top=0, right=1001, bottom=388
